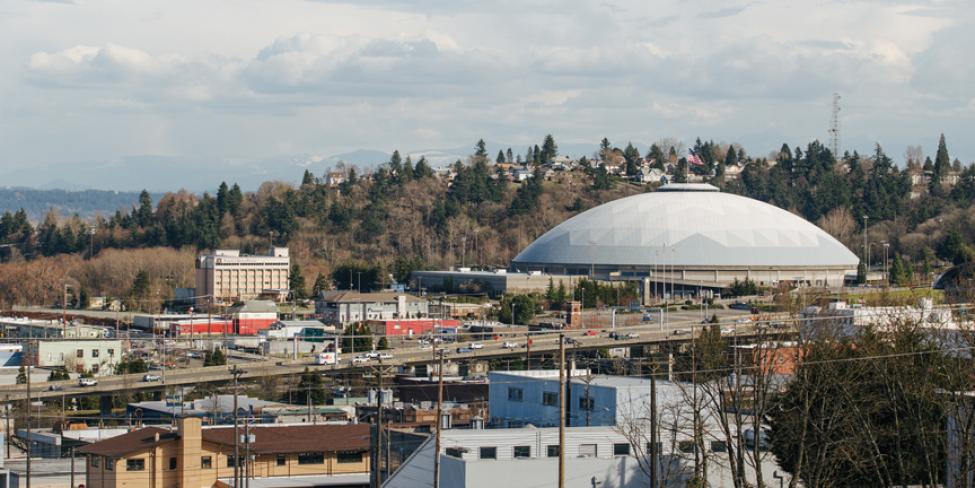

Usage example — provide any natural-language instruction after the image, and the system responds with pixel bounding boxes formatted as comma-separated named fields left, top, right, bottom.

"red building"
left=366, top=319, right=460, bottom=337
left=170, top=318, right=234, bottom=335
left=229, top=300, right=279, bottom=335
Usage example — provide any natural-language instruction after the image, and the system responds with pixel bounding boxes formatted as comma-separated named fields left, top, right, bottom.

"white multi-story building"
left=195, top=248, right=290, bottom=307
left=25, top=339, right=122, bottom=375
left=316, top=291, right=428, bottom=326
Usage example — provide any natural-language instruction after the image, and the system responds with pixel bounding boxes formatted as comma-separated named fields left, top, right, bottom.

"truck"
left=314, top=352, right=339, bottom=365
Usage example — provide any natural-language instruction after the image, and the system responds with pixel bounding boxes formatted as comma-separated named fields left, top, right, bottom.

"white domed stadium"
left=511, top=183, right=859, bottom=288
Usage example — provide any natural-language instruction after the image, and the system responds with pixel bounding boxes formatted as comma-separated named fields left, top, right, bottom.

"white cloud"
left=3, top=0, right=975, bottom=190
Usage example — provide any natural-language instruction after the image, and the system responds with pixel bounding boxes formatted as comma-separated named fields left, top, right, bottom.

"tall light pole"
left=862, top=215, right=869, bottom=273
left=883, top=242, right=890, bottom=285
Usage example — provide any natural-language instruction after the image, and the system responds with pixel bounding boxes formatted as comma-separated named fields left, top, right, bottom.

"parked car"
left=143, top=374, right=161, bottom=382
left=78, top=377, right=98, bottom=387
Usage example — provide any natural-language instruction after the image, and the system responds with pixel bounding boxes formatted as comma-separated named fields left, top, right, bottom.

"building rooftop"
left=319, top=291, right=426, bottom=303
left=512, top=187, right=859, bottom=268
left=78, top=423, right=369, bottom=457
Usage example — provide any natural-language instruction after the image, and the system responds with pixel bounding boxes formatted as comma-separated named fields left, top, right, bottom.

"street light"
left=883, top=242, right=890, bottom=285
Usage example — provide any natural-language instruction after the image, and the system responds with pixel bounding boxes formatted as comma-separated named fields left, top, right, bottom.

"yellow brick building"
left=78, top=419, right=370, bottom=488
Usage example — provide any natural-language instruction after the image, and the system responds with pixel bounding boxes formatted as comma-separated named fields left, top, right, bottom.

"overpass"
left=0, top=318, right=780, bottom=401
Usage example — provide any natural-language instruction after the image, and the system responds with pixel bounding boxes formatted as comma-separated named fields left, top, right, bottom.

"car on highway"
left=672, top=329, right=689, bottom=336
left=418, top=343, right=433, bottom=350
left=78, top=378, right=98, bottom=387
left=625, top=332, right=640, bottom=339
left=456, top=347, right=474, bottom=354
left=48, top=384, right=64, bottom=391
left=143, top=374, right=161, bottom=382
left=364, top=351, right=380, bottom=359
left=562, top=336, right=580, bottom=345
left=729, top=302, right=751, bottom=311
left=378, top=352, right=393, bottom=360
left=583, top=330, right=599, bottom=336
left=720, top=327, right=735, bottom=335
left=351, top=356, right=371, bottom=365
left=469, top=342, right=484, bottom=350
left=502, top=341, right=520, bottom=349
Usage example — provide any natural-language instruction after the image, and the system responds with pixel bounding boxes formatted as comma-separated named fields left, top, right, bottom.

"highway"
left=0, top=313, right=774, bottom=402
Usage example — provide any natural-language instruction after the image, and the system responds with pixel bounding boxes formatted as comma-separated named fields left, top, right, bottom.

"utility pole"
left=829, top=92, right=841, bottom=158
left=558, top=333, right=566, bottom=488
left=372, top=361, right=394, bottom=488
left=230, top=365, right=245, bottom=488
left=433, top=349, right=445, bottom=488
left=650, top=361, right=659, bottom=487
left=70, top=446, right=75, bottom=488
left=26, top=361, right=31, bottom=488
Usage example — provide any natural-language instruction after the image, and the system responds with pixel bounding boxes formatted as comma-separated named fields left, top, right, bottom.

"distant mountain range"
left=0, top=141, right=605, bottom=216
left=0, top=187, right=165, bottom=220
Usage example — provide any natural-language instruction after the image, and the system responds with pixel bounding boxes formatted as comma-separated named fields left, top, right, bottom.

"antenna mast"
left=829, top=93, right=841, bottom=158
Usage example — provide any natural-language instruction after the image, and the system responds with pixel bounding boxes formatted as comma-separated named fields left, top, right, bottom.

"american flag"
left=687, top=148, right=705, bottom=166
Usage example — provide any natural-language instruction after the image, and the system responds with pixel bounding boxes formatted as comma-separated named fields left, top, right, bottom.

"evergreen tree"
left=623, top=142, right=641, bottom=177
left=216, top=181, right=231, bottom=215
left=204, top=348, right=227, bottom=366
left=135, top=190, right=154, bottom=228
left=301, top=169, right=315, bottom=186
left=377, top=337, right=389, bottom=350
left=297, top=367, right=327, bottom=405
left=402, top=156, right=414, bottom=181
left=312, top=273, right=330, bottom=296
left=16, top=365, right=26, bottom=384
left=414, top=157, right=434, bottom=178
left=289, top=263, right=307, bottom=300
left=227, top=183, right=243, bottom=217
left=933, top=133, right=951, bottom=184
left=506, top=148, right=514, bottom=163
left=475, top=139, right=488, bottom=158
left=496, top=150, right=506, bottom=164
left=540, top=134, right=558, bottom=164
left=78, top=287, right=90, bottom=309
left=600, top=137, right=611, bottom=159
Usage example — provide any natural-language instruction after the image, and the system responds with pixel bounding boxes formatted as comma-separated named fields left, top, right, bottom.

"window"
left=542, top=392, right=558, bottom=406
left=169, top=457, right=177, bottom=470
left=579, top=396, right=594, bottom=411
left=443, top=442, right=470, bottom=456
left=513, top=446, right=531, bottom=459
left=613, top=443, right=631, bottom=456
left=711, top=441, right=728, bottom=453
left=201, top=456, right=212, bottom=469
left=579, top=444, right=598, bottom=458
left=92, top=349, right=100, bottom=358
left=91, top=456, right=100, bottom=468
left=546, top=445, right=560, bottom=457
left=297, top=452, right=325, bottom=465
left=76, top=349, right=84, bottom=358
left=107, top=349, right=115, bottom=356
left=126, top=459, right=145, bottom=471
left=336, top=451, right=362, bottom=464
left=227, top=456, right=238, bottom=467
left=507, top=387, right=523, bottom=402
left=276, top=454, right=287, bottom=466
left=678, top=441, right=697, bottom=453
left=105, top=458, right=114, bottom=471
left=479, top=447, right=497, bottom=460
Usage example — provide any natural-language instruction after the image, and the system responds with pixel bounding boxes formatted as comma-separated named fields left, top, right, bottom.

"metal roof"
left=513, top=188, right=859, bottom=268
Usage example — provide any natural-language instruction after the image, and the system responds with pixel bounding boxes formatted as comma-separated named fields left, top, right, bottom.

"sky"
left=1, top=0, right=973, bottom=191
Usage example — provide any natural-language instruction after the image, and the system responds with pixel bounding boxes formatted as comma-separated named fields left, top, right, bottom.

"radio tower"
left=829, top=93, right=841, bottom=158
